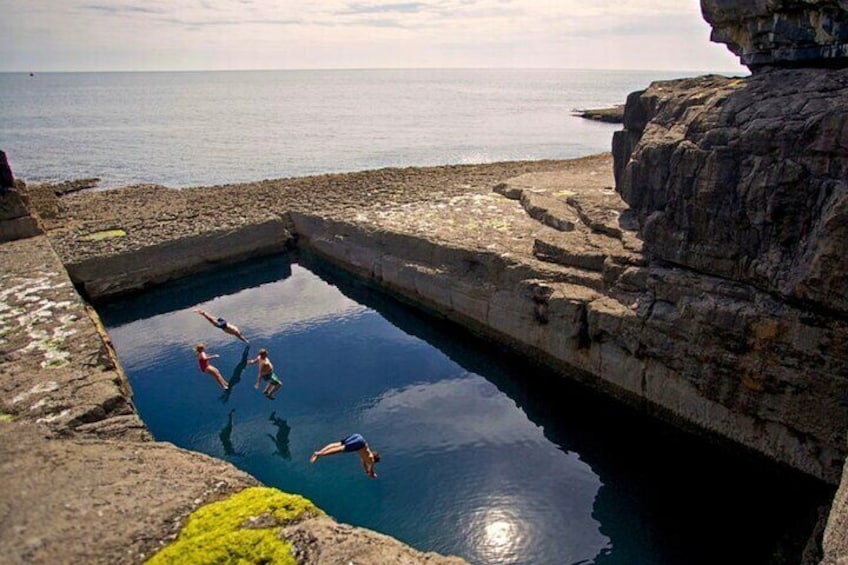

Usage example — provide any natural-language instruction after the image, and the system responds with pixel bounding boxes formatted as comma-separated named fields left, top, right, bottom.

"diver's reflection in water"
left=221, top=345, right=251, bottom=404
left=219, top=408, right=243, bottom=457
left=268, top=411, right=291, bottom=460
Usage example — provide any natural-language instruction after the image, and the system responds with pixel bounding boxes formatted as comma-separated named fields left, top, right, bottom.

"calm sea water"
left=100, top=253, right=830, bottom=565
left=1, top=68, right=706, bottom=188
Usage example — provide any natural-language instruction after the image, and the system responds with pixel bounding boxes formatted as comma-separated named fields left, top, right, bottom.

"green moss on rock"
left=146, top=486, right=321, bottom=565
left=81, top=229, right=127, bottom=241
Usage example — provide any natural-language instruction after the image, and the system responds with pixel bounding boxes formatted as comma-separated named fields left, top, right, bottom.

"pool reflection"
left=100, top=252, right=832, bottom=565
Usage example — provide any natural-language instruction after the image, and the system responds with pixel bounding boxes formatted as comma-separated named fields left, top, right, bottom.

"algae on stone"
left=81, top=229, right=127, bottom=241
left=146, top=486, right=321, bottom=565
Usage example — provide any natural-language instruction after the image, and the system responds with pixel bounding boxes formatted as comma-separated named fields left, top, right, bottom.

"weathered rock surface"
left=0, top=187, right=42, bottom=242
left=702, top=0, right=848, bottom=69
left=0, top=422, right=257, bottom=565
left=612, top=61, right=848, bottom=563
left=0, top=150, right=15, bottom=188
left=824, top=455, right=848, bottom=564
left=0, top=236, right=146, bottom=440
left=282, top=515, right=467, bottom=565
left=613, top=69, right=848, bottom=315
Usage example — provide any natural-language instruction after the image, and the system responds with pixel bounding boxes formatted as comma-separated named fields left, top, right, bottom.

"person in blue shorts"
left=195, top=308, right=249, bottom=343
left=309, top=433, right=381, bottom=478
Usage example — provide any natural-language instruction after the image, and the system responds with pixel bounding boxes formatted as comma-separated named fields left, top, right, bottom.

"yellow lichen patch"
left=81, top=229, right=127, bottom=241
left=553, top=190, right=576, bottom=198
left=0, top=413, right=13, bottom=422
left=486, top=218, right=510, bottom=232
left=146, top=487, right=320, bottom=565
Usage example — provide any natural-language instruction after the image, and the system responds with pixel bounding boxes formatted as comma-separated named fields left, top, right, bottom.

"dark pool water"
left=99, top=253, right=831, bottom=565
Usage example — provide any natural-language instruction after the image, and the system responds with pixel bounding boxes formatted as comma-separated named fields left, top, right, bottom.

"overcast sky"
left=0, top=1, right=744, bottom=73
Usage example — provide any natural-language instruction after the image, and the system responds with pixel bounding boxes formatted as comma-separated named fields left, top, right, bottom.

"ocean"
left=1, top=68, right=707, bottom=189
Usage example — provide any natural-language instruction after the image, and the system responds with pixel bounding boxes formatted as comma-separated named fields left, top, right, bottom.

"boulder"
left=0, top=187, right=42, bottom=242
left=0, top=150, right=14, bottom=188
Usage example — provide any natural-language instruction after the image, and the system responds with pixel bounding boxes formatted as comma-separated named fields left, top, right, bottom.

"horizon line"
left=1, top=65, right=746, bottom=75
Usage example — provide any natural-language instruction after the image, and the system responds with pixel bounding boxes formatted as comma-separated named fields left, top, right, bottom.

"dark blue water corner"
left=98, top=251, right=833, bottom=565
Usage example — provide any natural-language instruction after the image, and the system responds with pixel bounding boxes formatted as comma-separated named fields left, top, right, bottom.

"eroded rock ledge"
left=702, top=0, right=848, bottom=69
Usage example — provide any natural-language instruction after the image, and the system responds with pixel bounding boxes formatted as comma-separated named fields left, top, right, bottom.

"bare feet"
left=310, top=453, right=318, bottom=463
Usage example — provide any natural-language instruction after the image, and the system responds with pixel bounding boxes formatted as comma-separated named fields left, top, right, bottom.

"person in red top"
left=195, top=343, right=229, bottom=390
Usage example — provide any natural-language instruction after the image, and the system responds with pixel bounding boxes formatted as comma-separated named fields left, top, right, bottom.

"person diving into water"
left=310, top=433, right=381, bottom=479
left=195, top=343, right=229, bottom=390
left=248, top=348, right=282, bottom=400
left=195, top=308, right=249, bottom=343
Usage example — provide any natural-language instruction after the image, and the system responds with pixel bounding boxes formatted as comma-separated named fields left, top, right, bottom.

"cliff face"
left=614, top=4, right=848, bottom=562
left=701, top=0, right=848, bottom=69
left=613, top=69, right=848, bottom=314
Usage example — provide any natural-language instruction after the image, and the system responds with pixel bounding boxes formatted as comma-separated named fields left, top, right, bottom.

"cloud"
left=0, top=0, right=744, bottom=72
left=340, top=2, right=429, bottom=15
left=361, top=375, right=552, bottom=453
left=106, top=264, right=372, bottom=366
left=79, top=3, right=165, bottom=15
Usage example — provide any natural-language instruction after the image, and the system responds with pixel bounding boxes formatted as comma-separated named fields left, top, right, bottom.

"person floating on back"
left=195, top=343, right=229, bottom=390
left=248, top=348, right=282, bottom=400
left=310, top=433, right=381, bottom=479
left=195, top=308, right=249, bottom=343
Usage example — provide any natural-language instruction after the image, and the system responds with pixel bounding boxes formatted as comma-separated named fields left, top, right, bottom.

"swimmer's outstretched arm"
left=194, top=309, right=218, bottom=325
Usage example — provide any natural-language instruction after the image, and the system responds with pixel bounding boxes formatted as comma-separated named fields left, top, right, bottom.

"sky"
left=0, top=1, right=745, bottom=73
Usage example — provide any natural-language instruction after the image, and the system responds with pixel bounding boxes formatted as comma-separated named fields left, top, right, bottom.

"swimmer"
left=248, top=348, right=282, bottom=400
left=310, top=433, right=381, bottom=479
left=195, top=309, right=249, bottom=343
left=195, top=343, right=229, bottom=390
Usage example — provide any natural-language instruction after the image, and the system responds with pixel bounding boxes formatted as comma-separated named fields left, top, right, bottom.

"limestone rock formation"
left=0, top=150, right=15, bottom=188
left=701, top=0, right=848, bottom=69
left=0, top=164, right=42, bottom=241
left=613, top=69, right=848, bottom=315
